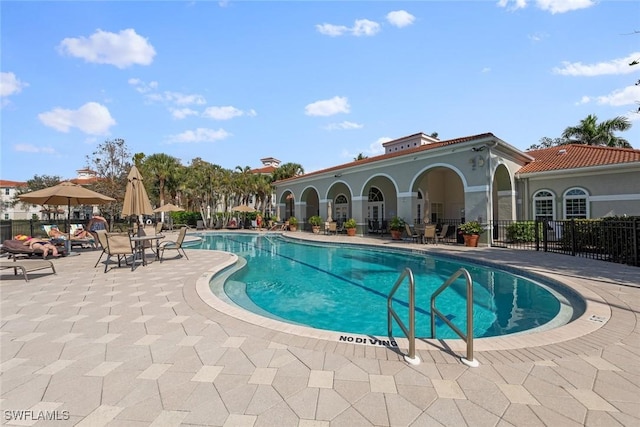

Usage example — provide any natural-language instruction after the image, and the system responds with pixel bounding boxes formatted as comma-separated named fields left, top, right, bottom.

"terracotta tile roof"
left=276, top=132, right=496, bottom=183
left=0, top=180, right=27, bottom=187
left=251, top=165, right=277, bottom=175
left=518, top=144, right=640, bottom=174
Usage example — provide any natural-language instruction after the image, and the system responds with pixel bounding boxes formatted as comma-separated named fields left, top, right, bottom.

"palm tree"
left=273, top=162, right=304, bottom=181
left=561, top=114, right=632, bottom=148
left=142, top=153, right=182, bottom=221
left=353, top=153, right=368, bottom=161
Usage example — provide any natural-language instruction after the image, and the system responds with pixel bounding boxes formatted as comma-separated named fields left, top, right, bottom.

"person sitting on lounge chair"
left=47, top=225, right=67, bottom=239
left=25, top=238, right=60, bottom=259
left=72, top=224, right=92, bottom=239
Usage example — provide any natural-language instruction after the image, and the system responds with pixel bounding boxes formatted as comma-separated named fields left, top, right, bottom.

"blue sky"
left=2, top=0, right=639, bottom=182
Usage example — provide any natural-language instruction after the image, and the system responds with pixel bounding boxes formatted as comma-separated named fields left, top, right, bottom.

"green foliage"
left=309, top=215, right=323, bottom=226
left=506, top=221, right=540, bottom=242
left=344, top=218, right=357, bottom=229
left=288, top=216, right=299, bottom=227
left=459, top=220, right=485, bottom=235
left=172, top=211, right=202, bottom=227
left=389, top=216, right=405, bottom=231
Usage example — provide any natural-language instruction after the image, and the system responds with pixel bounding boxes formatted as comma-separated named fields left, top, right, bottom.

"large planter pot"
left=346, top=227, right=356, bottom=236
left=391, top=230, right=403, bottom=240
left=289, top=225, right=298, bottom=232
left=463, top=234, right=479, bottom=247
left=312, top=226, right=321, bottom=234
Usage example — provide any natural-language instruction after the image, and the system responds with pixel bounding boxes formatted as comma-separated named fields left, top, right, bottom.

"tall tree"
left=353, top=153, right=368, bottom=161
left=12, top=175, right=64, bottom=221
left=562, top=114, right=632, bottom=148
left=141, top=153, right=182, bottom=214
left=272, top=162, right=304, bottom=181
left=86, top=138, right=131, bottom=223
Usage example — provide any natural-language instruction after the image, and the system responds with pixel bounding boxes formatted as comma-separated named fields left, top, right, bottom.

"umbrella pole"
left=65, top=198, right=79, bottom=256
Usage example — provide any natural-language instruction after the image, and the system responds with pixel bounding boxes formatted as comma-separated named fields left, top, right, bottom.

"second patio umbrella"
left=122, top=165, right=154, bottom=227
left=153, top=203, right=184, bottom=229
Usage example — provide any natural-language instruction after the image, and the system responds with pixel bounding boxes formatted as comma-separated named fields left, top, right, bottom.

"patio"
left=1, top=231, right=638, bottom=426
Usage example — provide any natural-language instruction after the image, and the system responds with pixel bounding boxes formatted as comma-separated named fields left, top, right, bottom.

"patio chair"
left=423, top=225, right=437, bottom=244
left=102, top=232, right=135, bottom=272
left=1, top=258, right=56, bottom=282
left=404, top=223, right=420, bottom=243
left=436, top=224, right=450, bottom=243
left=158, top=226, right=189, bottom=262
left=325, top=221, right=337, bottom=235
left=155, top=222, right=164, bottom=234
left=93, top=230, right=109, bottom=268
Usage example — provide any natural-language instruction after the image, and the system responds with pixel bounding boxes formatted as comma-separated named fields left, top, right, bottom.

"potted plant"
left=459, top=220, right=485, bottom=247
left=309, top=215, right=323, bottom=234
left=389, top=216, right=405, bottom=240
left=344, top=218, right=357, bottom=236
left=288, top=216, right=298, bottom=232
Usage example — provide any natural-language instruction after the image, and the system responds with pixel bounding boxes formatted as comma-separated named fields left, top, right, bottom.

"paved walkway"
left=1, top=231, right=638, bottom=426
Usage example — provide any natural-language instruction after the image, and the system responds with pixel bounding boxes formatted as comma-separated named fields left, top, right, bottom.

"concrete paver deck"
left=1, top=230, right=638, bottom=426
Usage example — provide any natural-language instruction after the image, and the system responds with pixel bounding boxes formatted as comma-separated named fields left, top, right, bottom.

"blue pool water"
left=195, top=233, right=580, bottom=339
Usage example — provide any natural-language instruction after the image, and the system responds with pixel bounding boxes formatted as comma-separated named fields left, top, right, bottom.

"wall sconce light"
left=334, top=173, right=342, bottom=178
left=472, top=146, right=486, bottom=152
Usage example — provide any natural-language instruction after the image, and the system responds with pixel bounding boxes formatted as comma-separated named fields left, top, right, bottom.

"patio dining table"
left=130, top=234, right=165, bottom=267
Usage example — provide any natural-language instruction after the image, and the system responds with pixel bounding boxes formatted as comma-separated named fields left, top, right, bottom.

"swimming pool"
left=196, top=233, right=583, bottom=339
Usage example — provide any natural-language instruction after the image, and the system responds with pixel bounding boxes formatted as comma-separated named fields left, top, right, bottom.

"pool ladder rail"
left=387, top=267, right=479, bottom=368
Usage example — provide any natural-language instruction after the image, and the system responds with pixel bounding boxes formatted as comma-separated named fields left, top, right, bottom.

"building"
left=0, top=180, right=41, bottom=220
left=272, top=132, right=640, bottom=240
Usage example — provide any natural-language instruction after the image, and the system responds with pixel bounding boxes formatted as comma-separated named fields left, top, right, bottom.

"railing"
left=490, top=218, right=639, bottom=267
left=387, top=268, right=420, bottom=365
left=430, top=268, right=479, bottom=367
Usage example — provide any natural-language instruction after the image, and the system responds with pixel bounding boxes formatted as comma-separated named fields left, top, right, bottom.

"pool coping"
left=194, top=231, right=613, bottom=354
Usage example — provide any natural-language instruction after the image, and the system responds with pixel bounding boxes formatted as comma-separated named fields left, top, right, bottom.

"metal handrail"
left=430, top=268, right=479, bottom=367
left=387, top=268, right=420, bottom=365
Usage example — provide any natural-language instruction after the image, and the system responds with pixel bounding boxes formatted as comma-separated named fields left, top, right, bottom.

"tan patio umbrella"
left=153, top=203, right=184, bottom=213
left=122, top=165, right=154, bottom=226
left=231, top=205, right=256, bottom=213
left=19, top=181, right=115, bottom=254
left=232, top=205, right=256, bottom=229
left=154, top=203, right=184, bottom=230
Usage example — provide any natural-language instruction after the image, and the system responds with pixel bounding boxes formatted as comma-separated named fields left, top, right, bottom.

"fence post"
left=634, top=218, right=639, bottom=267
left=570, top=219, right=576, bottom=257
left=535, top=219, right=540, bottom=251
left=29, top=219, right=34, bottom=238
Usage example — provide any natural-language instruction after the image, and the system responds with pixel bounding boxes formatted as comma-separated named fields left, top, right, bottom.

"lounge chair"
left=423, top=225, right=437, bottom=244
left=325, top=221, right=338, bottom=235
left=404, top=223, right=420, bottom=243
left=281, top=221, right=290, bottom=231
left=102, top=232, right=135, bottom=272
left=1, top=239, right=67, bottom=259
left=158, top=226, right=189, bottom=262
left=0, top=258, right=56, bottom=282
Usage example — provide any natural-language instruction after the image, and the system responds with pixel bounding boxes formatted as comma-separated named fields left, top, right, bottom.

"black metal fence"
left=490, top=218, right=639, bottom=267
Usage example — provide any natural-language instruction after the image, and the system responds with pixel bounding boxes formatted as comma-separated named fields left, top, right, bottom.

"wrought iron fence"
left=490, top=218, right=639, bottom=267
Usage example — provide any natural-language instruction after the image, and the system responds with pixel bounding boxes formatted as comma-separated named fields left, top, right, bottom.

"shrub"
left=309, top=215, right=323, bottom=226
left=344, top=218, right=357, bottom=229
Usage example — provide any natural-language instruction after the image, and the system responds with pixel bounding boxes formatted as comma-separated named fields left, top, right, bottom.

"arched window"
left=368, top=187, right=384, bottom=202
left=564, top=188, right=589, bottom=219
left=334, top=194, right=349, bottom=221
left=533, top=190, right=555, bottom=221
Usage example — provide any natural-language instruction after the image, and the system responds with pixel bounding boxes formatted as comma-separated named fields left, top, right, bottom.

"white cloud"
left=528, top=32, right=548, bottom=42
left=202, top=106, right=254, bottom=120
left=38, top=102, right=116, bottom=135
left=595, top=85, right=640, bottom=107
left=316, top=23, right=350, bottom=37
left=535, top=0, right=595, bottom=14
left=128, top=78, right=158, bottom=93
left=58, top=28, right=156, bottom=69
left=497, top=0, right=594, bottom=14
left=324, top=121, right=364, bottom=130
left=171, top=108, right=199, bottom=120
left=342, top=137, right=389, bottom=160
left=352, top=19, right=381, bottom=37
left=14, top=144, right=56, bottom=154
left=0, top=72, right=29, bottom=97
left=316, top=19, right=380, bottom=37
left=481, top=67, right=491, bottom=73
left=386, top=11, right=415, bottom=28
left=305, top=96, right=350, bottom=116
left=553, top=52, right=640, bottom=76
left=167, top=127, right=231, bottom=143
